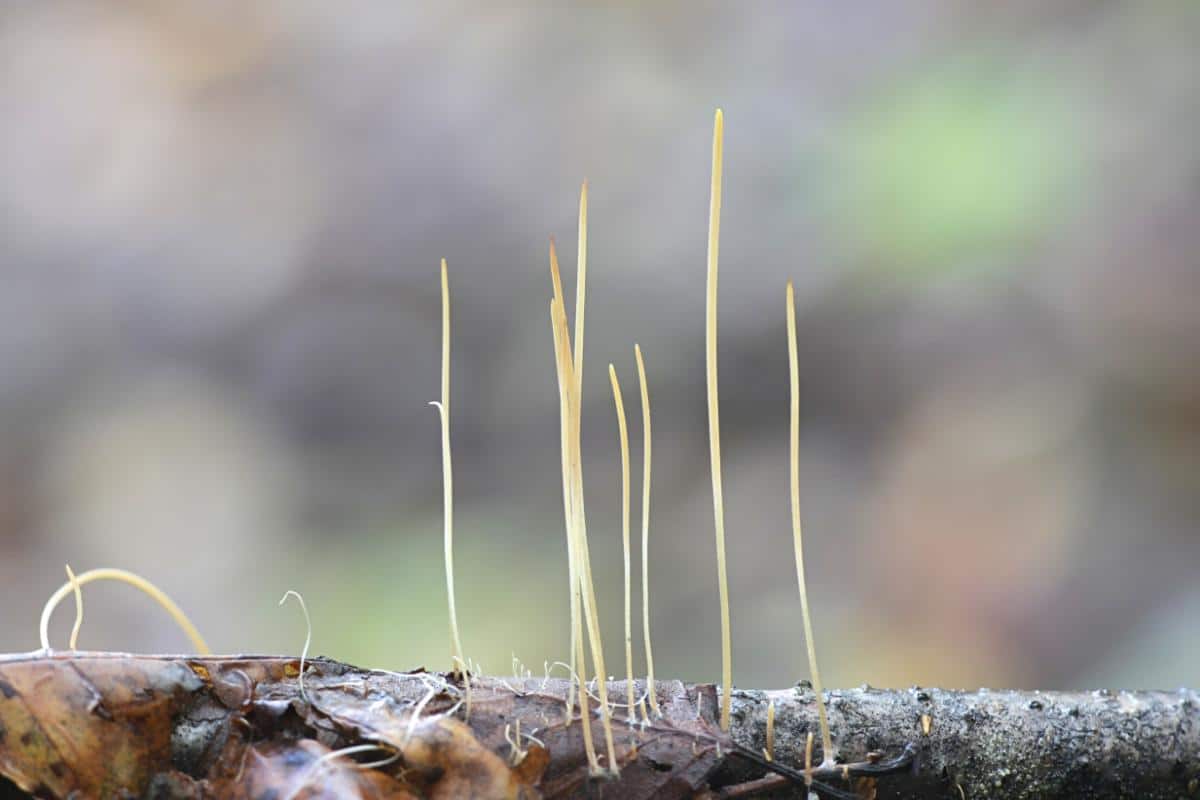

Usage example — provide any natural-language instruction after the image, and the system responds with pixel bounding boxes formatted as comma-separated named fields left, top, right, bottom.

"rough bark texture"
left=724, top=684, right=1200, bottom=799
left=0, top=652, right=1196, bottom=798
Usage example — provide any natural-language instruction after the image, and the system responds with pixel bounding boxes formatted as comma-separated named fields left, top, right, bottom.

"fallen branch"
left=0, top=652, right=1195, bottom=798
left=724, top=683, right=1200, bottom=799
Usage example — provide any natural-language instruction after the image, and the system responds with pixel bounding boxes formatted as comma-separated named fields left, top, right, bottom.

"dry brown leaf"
left=0, top=653, right=730, bottom=799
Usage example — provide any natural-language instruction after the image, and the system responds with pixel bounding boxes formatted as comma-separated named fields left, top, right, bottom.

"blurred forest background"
left=1, top=1, right=1198, bottom=693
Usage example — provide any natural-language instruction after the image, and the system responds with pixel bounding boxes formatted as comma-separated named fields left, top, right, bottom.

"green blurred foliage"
left=298, top=512, right=573, bottom=676
left=832, top=61, right=1082, bottom=282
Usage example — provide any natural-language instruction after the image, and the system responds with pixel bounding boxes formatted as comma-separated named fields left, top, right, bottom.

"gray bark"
left=1, top=651, right=1196, bottom=798
left=722, top=684, right=1200, bottom=799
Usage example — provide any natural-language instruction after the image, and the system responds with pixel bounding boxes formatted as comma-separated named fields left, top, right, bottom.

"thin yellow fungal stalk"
left=787, top=280, right=833, bottom=764
left=552, top=203, right=618, bottom=772
left=39, top=567, right=210, bottom=653
left=704, top=107, right=732, bottom=731
left=550, top=298, right=598, bottom=772
left=569, top=448, right=618, bottom=775
left=65, top=565, right=83, bottom=650
left=573, top=181, right=587, bottom=393
left=554, top=297, right=618, bottom=775
left=555, top=204, right=594, bottom=674
left=550, top=239, right=567, bottom=317
left=568, top=185, right=603, bottom=738
left=278, top=590, right=312, bottom=702
left=549, top=243, right=580, bottom=718
left=433, top=258, right=467, bottom=692
left=608, top=364, right=635, bottom=720
left=634, top=344, right=660, bottom=717
left=764, top=699, right=776, bottom=762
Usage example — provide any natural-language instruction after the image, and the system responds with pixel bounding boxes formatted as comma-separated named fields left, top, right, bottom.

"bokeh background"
left=1, top=1, right=1198, bottom=692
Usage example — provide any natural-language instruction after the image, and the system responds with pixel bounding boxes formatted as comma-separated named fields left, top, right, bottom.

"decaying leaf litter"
left=0, top=651, right=919, bottom=799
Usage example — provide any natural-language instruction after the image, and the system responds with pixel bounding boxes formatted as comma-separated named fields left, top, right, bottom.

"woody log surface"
left=724, top=683, right=1200, bottom=799
left=0, top=652, right=1196, bottom=799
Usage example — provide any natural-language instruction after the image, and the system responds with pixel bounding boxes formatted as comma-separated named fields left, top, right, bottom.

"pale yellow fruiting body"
left=549, top=299, right=594, bottom=767
left=278, top=589, right=312, bottom=702
left=39, top=567, right=211, bottom=653
left=549, top=297, right=592, bottom=767
left=567, top=186, right=598, bottom=731
left=432, top=259, right=471, bottom=716
left=549, top=185, right=619, bottom=774
left=608, top=363, right=636, bottom=720
left=574, top=182, right=588, bottom=391
left=764, top=699, right=776, bottom=762
left=65, top=564, right=83, bottom=650
left=634, top=344, right=661, bottom=718
left=787, top=280, right=833, bottom=764
left=550, top=239, right=567, bottom=317
left=555, top=295, right=618, bottom=774
left=551, top=298, right=619, bottom=774
left=704, top=108, right=732, bottom=731
left=435, top=259, right=466, bottom=680
left=549, top=241, right=580, bottom=719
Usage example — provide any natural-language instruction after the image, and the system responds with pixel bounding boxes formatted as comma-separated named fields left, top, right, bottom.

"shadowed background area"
left=1, top=1, right=1198, bottom=692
